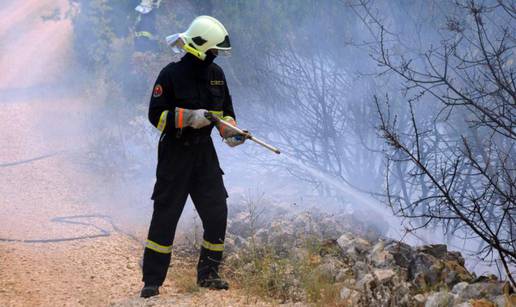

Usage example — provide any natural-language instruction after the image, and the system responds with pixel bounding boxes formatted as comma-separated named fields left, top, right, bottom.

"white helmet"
left=166, top=16, right=231, bottom=60
left=135, top=0, right=162, bottom=14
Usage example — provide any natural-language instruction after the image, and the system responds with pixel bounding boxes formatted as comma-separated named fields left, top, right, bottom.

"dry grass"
left=226, top=237, right=346, bottom=306
left=169, top=261, right=200, bottom=294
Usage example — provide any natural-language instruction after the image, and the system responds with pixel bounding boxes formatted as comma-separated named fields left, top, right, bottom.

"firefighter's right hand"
left=175, top=108, right=211, bottom=129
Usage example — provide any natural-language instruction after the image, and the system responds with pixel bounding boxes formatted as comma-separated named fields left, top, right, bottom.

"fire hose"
left=0, top=215, right=142, bottom=245
left=205, top=112, right=281, bottom=154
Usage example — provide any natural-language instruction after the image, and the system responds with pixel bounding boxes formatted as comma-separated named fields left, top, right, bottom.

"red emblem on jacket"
left=153, top=84, right=163, bottom=98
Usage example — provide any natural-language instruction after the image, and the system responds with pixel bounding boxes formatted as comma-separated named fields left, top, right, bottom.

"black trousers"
left=142, top=136, right=228, bottom=286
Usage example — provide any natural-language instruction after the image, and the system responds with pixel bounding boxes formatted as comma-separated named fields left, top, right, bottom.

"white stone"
left=374, top=268, right=395, bottom=283
left=340, top=287, right=361, bottom=304
left=451, top=282, right=469, bottom=295
left=413, top=293, right=427, bottom=304
left=425, top=291, right=457, bottom=307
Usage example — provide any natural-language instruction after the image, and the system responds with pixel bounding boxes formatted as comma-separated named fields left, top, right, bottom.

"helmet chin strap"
left=182, top=44, right=206, bottom=60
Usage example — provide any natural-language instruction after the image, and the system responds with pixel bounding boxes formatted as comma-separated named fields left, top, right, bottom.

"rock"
left=336, top=267, right=352, bottom=282
left=352, top=261, right=369, bottom=281
left=409, top=249, right=472, bottom=290
left=469, top=299, right=496, bottom=307
left=354, top=238, right=372, bottom=253
left=491, top=296, right=504, bottom=307
left=456, top=282, right=504, bottom=301
left=337, top=233, right=353, bottom=250
left=339, top=287, right=352, bottom=298
left=447, top=250, right=466, bottom=266
left=337, top=233, right=371, bottom=260
left=373, top=268, right=395, bottom=284
left=442, top=260, right=474, bottom=287
left=452, top=282, right=469, bottom=294
left=418, top=244, right=448, bottom=259
left=410, top=252, right=440, bottom=289
left=340, top=287, right=361, bottom=305
left=390, top=281, right=413, bottom=306
left=473, top=275, right=499, bottom=283
left=424, top=291, right=457, bottom=307
left=384, top=240, right=414, bottom=268
left=413, top=293, right=427, bottom=306
left=369, top=241, right=395, bottom=268
left=492, top=294, right=513, bottom=307
left=357, top=273, right=375, bottom=289
left=342, top=278, right=357, bottom=288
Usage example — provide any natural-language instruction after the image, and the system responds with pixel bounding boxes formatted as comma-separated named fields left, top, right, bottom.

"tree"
left=372, top=0, right=515, bottom=285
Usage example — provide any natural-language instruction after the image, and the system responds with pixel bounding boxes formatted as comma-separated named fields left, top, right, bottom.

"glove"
left=217, top=116, right=238, bottom=138
left=175, top=108, right=211, bottom=129
left=216, top=115, right=246, bottom=147
left=225, top=134, right=246, bottom=147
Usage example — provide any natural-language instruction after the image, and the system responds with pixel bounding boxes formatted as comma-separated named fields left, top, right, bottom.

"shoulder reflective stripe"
left=145, top=239, right=172, bottom=254
left=157, top=110, right=168, bottom=132
left=202, top=239, right=224, bottom=252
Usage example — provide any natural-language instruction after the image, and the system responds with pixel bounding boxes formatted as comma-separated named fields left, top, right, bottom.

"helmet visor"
left=216, top=35, right=231, bottom=49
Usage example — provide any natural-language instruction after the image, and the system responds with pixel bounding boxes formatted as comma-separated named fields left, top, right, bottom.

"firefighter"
left=140, top=16, right=243, bottom=298
left=134, top=0, right=162, bottom=52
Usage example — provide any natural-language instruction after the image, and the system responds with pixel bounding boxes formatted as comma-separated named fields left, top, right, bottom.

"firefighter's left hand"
left=224, top=134, right=245, bottom=147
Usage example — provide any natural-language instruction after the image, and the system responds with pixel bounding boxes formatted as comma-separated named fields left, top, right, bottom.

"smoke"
left=0, top=0, right=145, bottom=245
left=1, top=0, right=508, bottom=279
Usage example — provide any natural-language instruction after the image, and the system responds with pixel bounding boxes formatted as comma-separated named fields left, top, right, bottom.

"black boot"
left=140, top=284, right=160, bottom=298
left=197, top=271, right=229, bottom=290
left=197, top=244, right=228, bottom=290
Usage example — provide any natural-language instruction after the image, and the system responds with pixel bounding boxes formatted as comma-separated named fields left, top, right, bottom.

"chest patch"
left=210, top=80, right=225, bottom=86
left=153, top=84, right=163, bottom=97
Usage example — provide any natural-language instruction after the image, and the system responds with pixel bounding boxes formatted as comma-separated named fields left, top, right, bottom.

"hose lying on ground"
left=1, top=154, right=142, bottom=245
left=0, top=152, right=64, bottom=168
left=0, top=214, right=142, bottom=245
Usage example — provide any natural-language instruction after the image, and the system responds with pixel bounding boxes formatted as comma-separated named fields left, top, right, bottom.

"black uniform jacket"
left=148, top=53, right=235, bottom=138
left=147, top=53, right=235, bottom=182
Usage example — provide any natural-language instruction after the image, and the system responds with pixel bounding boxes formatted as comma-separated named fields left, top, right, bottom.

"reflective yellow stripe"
left=135, top=31, right=153, bottom=39
left=209, top=110, right=224, bottom=118
left=157, top=110, right=168, bottom=132
left=145, top=239, right=172, bottom=254
left=182, top=43, right=206, bottom=60
left=202, top=239, right=224, bottom=252
left=221, top=115, right=235, bottom=122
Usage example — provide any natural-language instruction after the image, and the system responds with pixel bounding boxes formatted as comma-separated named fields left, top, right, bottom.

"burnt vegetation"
left=368, top=0, right=515, bottom=285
